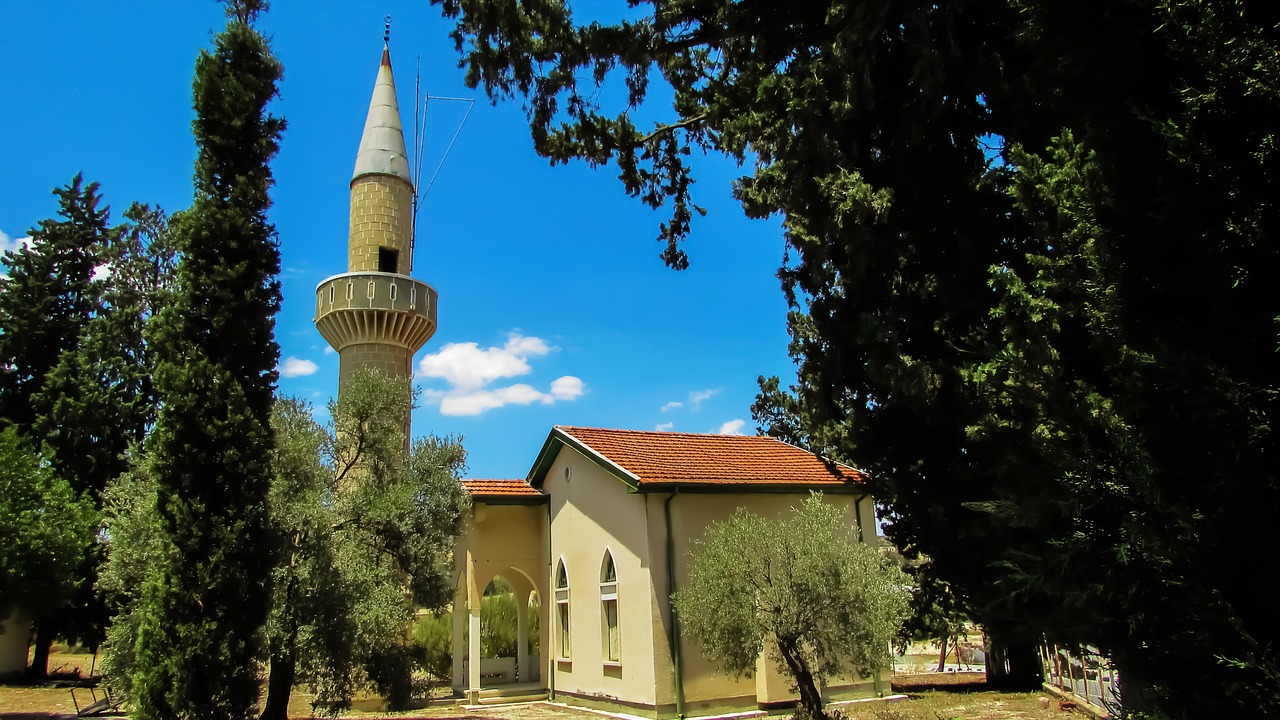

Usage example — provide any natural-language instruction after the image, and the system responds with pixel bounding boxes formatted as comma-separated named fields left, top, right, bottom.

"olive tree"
left=673, top=493, right=908, bottom=720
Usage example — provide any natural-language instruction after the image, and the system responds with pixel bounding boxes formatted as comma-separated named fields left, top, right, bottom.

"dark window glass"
left=378, top=247, right=398, bottom=273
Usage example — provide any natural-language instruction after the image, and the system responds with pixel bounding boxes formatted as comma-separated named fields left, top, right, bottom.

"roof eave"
left=470, top=494, right=549, bottom=506
left=527, top=426, right=642, bottom=492
left=636, top=481, right=870, bottom=494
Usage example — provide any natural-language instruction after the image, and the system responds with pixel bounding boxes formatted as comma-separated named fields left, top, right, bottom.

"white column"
left=516, top=596, right=529, bottom=683
left=451, top=592, right=466, bottom=692
left=468, top=607, right=482, bottom=703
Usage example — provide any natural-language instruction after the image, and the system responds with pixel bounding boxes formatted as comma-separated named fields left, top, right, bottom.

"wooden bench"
left=70, top=679, right=125, bottom=717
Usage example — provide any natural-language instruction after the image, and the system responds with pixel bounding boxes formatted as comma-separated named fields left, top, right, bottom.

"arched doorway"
left=457, top=566, right=544, bottom=699
left=477, top=574, right=542, bottom=684
left=451, top=493, right=550, bottom=703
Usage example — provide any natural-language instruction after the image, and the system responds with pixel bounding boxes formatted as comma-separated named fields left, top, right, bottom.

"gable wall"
left=453, top=501, right=549, bottom=691
left=657, top=490, right=877, bottom=709
left=543, top=446, right=660, bottom=706
left=458, top=502, right=547, bottom=596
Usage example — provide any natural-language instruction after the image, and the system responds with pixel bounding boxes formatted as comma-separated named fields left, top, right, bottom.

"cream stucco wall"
left=542, top=447, right=660, bottom=708
left=642, top=488, right=881, bottom=713
left=453, top=443, right=885, bottom=715
left=453, top=501, right=549, bottom=693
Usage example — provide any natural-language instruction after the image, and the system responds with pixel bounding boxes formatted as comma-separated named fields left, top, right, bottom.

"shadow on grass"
left=350, top=712, right=504, bottom=717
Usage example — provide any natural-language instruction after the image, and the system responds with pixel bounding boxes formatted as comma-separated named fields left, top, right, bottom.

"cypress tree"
left=129, top=1, right=284, bottom=717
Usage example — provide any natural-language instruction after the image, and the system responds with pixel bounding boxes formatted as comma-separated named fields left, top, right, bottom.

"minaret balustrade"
left=314, top=271, right=437, bottom=351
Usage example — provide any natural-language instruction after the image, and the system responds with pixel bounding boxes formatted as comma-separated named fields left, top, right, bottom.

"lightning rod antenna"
left=411, top=54, right=424, bottom=273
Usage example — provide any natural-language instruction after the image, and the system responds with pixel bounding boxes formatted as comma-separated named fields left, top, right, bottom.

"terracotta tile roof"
left=556, top=426, right=866, bottom=488
left=461, top=478, right=543, bottom=498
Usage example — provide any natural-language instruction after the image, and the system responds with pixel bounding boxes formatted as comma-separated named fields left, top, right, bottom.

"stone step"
left=475, top=685, right=548, bottom=705
left=477, top=693, right=548, bottom=706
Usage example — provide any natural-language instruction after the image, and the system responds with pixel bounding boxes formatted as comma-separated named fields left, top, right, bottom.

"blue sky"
left=0, top=1, right=796, bottom=479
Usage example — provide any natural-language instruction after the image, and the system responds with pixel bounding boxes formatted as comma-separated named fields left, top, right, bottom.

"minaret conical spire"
left=353, top=43, right=412, bottom=185
left=315, top=32, right=438, bottom=413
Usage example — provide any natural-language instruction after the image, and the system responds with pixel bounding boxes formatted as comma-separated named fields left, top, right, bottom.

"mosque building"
left=315, top=38, right=889, bottom=719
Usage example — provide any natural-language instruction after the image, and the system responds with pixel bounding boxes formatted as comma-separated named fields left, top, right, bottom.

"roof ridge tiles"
left=549, top=425, right=867, bottom=488
left=556, top=424, right=780, bottom=440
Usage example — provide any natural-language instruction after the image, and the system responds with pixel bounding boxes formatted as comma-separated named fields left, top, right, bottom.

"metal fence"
left=1042, top=643, right=1120, bottom=715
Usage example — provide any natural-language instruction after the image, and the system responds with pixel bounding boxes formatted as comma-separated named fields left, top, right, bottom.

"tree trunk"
left=26, top=621, right=54, bottom=679
left=776, top=638, right=826, bottom=720
left=984, top=634, right=1042, bottom=690
left=259, top=652, right=296, bottom=720
left=937, top=634, right=949, bottom=672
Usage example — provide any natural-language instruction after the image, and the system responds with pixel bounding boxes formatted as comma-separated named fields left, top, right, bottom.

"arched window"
left=600, top=551, right=619, bottom=662
left=555, top=559, right=571, bottom=659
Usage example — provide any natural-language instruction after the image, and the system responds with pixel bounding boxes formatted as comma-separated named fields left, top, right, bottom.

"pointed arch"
left=600, top=549, right=620, bottom=662
left=554, top=557, right=571, bottom=659
left=600, top=549, right=617, bottom=583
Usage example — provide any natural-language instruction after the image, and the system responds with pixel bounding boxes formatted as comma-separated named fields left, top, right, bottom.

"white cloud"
left=418, top=333, right=550, bottom=390
left=323, top=346, right=336, bottom=355
left=655, top=421, right=675, bottom=431
left=689, top=388, right=721, bottom=410
left=417, top=334, right=585, bottom=416
left=715, top=419, right=747, bottom=435
left=280, top=356, right=319, bottom=377
left=0, top=231, right=32, bottom=277
left=660, top=400, right=684, bottom=412
left=438, top=376, right=584, bottom=416
left=550, top=375, right=585, bottom=400
left=0, top=230, right=30, bottom=256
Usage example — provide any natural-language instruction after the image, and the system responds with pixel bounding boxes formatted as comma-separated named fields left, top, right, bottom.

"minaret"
left=315, top=40, right=437, bottom=407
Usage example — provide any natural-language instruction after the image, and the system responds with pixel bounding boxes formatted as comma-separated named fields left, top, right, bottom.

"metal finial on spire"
left=384, top=15, right=392, bottom=45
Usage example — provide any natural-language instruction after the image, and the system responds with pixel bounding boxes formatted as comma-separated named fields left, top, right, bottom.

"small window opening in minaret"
left=378, top=247, right=398, bottom=273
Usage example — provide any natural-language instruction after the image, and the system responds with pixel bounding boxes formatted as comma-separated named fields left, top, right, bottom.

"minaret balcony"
left=314, top=271, right=438, bottom=353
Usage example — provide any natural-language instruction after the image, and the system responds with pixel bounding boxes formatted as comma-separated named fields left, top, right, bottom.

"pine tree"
left=0, top=174, right=114, bottom=677
left=432, top=1, right=1280, bottom=715
left=1, top=185, right=172, bottom=675
left=35, top=203, right=173, bottom=502
left=0, top=175, right=108, bottom=432
left=127, top=0, right=284, bottom=717
left=30, top=203, right=174, bottom=663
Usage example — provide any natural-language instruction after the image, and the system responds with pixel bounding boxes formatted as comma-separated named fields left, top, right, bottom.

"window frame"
left=554, top=559, right=571, bottom=661
left=600, top=550, right=620, bottom=663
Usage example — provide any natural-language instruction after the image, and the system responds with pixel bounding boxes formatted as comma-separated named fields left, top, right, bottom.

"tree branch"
left=640, top=114, right=708, bottom=144
left=661, top=26, right=744, bottom=53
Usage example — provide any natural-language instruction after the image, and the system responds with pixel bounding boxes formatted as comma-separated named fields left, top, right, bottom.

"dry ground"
left=1, top=652, right=1078, bottom=720
left=839, top=674, right=1064, bottom=720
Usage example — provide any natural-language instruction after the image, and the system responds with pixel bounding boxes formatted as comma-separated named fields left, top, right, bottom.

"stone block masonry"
left=339, top=342, right=412, bottom=386
left=348, top=175, right=413, bottom=274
